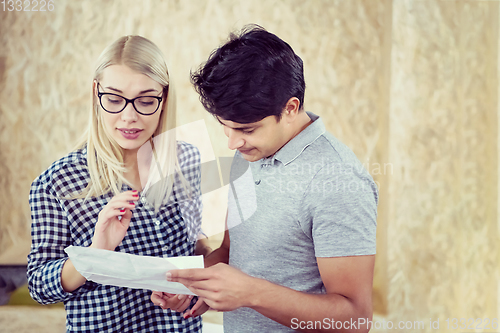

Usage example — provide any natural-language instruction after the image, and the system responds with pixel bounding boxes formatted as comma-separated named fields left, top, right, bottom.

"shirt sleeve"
left=298, top=162, right=378, bottom=257
left=27, top=176, right=89, bottom=304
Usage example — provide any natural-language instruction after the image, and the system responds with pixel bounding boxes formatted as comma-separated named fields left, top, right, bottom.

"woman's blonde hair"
left=76, top=35, right=188, bottom=211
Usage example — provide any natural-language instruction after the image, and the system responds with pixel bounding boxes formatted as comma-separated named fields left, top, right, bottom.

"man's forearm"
left=203, top=245, right=229, bottom=267
left=166, top=257, right=372, bottom=332
left=249, top=278, right=372, bottom=333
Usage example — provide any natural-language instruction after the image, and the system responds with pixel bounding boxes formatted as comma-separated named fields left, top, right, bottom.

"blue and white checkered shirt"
left=28, top=141, right=203, bottom=332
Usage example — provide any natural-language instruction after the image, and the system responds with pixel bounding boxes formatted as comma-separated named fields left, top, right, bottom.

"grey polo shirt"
left=224, top=112, right=378, bottom=332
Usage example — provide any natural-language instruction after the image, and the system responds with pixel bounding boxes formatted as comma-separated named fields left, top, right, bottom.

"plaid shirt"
left=28, top=142, right=202, bottom=332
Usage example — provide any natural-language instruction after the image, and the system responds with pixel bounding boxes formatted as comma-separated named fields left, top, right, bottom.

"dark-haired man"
left=163, top=25, right=378, bottom=332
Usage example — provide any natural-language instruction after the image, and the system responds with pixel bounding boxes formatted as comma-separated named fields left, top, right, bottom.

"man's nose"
left=226, top=128, right=244, bottom=150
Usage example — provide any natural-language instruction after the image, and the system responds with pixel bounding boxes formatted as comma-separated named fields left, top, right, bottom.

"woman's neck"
left=123, top=149, right=143, bottom=191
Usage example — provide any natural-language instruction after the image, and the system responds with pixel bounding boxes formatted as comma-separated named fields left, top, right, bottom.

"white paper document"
left=65, top=246, right=203, bottom=295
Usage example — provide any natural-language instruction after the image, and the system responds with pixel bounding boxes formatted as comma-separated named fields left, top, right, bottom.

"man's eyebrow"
left=236, top=126, right=258, bottom=131
left=104, top=86, right=159, bottom=94
left=216, top=117, right=260, bottom=131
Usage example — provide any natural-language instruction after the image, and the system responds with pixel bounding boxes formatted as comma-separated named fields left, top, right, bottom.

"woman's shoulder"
left=31, top=146, right=88, bottom=193
left=176, top=141, right=201, bottom=167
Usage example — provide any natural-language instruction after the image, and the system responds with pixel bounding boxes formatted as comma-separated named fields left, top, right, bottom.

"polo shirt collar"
left=265, top=112, right=325, bottom=166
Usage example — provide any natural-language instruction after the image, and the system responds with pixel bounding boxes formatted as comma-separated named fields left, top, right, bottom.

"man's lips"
left=238, top=148, right=254, bottom=154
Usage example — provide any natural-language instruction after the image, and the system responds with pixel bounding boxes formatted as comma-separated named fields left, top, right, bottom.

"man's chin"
left=240, top=151, right=261, bottom=162
left=242, top=156, right=259, bottom=162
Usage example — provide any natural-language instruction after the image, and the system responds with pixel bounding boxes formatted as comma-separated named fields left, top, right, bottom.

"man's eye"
left=242, top=129, right=254, bottom=134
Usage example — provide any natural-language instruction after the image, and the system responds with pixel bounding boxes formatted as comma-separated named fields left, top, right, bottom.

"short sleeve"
left=298, top=163, right=378, bottom=257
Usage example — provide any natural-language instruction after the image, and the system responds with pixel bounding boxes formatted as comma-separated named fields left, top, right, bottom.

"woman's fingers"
left=106, top=192, right=139, bottom=210
left=99, top=206, right=127, bottom=220
left=175, top=294, right=193, bottom=312
left=162, top=294, right=192, bottom=312
left=98, top=191, right=139, bottom=222
left=120, top=209, right=133, bottom=228
left=151, top=291, right=168, bottom=307
left=91, top=190, right=140, bottom=250
left=152, top=293, right=193, bottom=312
left=183, top=298, right=210, bottom=318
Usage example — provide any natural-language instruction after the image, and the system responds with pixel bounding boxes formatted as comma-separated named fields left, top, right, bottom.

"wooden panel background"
left=0, top=0, right=498, bottom=331
left=387, top=1, right=499, bottom=330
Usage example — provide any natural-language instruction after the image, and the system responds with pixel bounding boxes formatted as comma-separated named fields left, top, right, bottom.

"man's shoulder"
left=299, top=131, right=378, bottom=201
left=299, top=131, right=362, bottom=169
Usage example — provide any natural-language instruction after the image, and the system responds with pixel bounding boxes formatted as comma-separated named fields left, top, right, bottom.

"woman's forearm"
left=61, top=258, right=87, bottom=292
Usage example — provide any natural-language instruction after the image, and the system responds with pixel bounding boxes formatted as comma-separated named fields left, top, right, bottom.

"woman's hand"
left=90, top=190, right=139, bottom=251
left=151, top=291, right=193, bottom=313
left=151, top=291, right=210, bottom=318
left=183, top=297, right=211, bottom=319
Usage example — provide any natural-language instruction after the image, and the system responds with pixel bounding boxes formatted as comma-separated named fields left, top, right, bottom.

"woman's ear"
left=93, top=80, right=98, bottom=97
left=93, top=80, right=100, bottom=117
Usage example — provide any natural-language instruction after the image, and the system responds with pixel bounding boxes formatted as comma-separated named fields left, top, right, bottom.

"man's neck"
left=290, top=111, right=313, bottom=140
left=265, top=111, right=312, bottom=160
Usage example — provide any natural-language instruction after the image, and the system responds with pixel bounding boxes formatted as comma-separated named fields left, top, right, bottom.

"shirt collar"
left=264, top=112, right=325, bottom=166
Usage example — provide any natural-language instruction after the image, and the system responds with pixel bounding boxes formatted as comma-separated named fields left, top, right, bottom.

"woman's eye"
left=106, top=97, right=122, bottom=104
left=138, top=97, right=155, bottom=107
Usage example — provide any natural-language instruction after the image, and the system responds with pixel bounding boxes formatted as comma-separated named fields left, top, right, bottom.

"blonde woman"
left=28, top=35, right=208, bottom=332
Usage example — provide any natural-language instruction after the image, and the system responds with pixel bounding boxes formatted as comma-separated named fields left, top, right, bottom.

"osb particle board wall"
left=387, top=0, right=499, bottom=326
left=0, top=0, right=498, bottom=330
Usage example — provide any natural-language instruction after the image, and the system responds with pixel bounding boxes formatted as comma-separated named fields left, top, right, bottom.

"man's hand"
left=166, top=263, right=258, bottom=312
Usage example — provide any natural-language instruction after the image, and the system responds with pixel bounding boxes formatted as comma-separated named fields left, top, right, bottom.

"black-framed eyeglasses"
left=97, top=83, right=163, bottom=116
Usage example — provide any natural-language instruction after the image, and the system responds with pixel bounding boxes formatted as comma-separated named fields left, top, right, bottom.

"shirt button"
left=154, top=219, right=161, bottom=226
left=141, top=197, right=147, bottom=204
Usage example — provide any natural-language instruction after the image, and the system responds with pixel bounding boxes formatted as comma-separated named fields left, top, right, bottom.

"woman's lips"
left=118, top=128, right=143, bottom=140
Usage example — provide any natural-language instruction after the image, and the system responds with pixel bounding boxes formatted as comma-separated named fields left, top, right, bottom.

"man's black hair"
left=191, top=24, right=306, bottom=124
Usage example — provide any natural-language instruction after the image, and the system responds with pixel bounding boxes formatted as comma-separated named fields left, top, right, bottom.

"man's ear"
left=283, top=97, right=301, bottom=121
